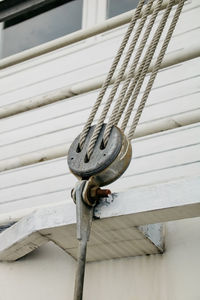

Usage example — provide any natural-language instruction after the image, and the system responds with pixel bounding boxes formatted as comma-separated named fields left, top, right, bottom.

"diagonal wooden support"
left=0, top=176, right=199, bottom=262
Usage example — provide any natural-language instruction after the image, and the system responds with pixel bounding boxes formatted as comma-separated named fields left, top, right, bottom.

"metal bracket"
left=72, top=180, right=111, bottom=299
left=69, top=124, right=132, bottom=299
left=74, top=180, right=94, bottom=241
left=72, top=180, right=94, bottom=300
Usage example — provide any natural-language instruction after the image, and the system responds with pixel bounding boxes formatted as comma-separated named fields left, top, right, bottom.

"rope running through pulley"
left=67, top=1, right=186, bottom=299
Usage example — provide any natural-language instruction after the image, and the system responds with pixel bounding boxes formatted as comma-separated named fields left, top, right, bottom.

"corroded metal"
left=82, top=177, right=111, bottom=206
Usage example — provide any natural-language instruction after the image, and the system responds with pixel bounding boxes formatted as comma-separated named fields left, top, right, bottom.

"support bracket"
left=0, top=176, right=200, bottom=262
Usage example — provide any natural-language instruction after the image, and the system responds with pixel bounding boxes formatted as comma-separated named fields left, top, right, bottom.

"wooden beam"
left=95, top=175, right=200, bottom=225
left=0, top=176, right=199, bottom=261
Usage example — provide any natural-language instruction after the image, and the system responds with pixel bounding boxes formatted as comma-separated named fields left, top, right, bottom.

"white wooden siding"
left=0, top=0, right=199, bottom=104
left=0, top=59, right=199, bottom=161
left=0, top=0, right=200, bottom=223
left=0, top=123, right=199, bottom=221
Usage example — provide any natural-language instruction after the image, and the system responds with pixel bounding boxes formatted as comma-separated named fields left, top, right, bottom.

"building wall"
left=0, top=218, right=200, bottom=300
left=0, top=0, right=199, bottom=222
left=0, top=1, right=200, bottom=299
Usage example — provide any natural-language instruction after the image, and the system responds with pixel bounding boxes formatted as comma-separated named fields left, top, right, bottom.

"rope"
left=128, top=0, right=185, bottom=139
left=77, top=0, right=185, bottom=159
left=78, top=0, right=146, bottom=150
left=86, top=0, right=155, bottom=158
left=103, top=0, right=164, bottom=144
left=121, top=0, right=176, bottom=132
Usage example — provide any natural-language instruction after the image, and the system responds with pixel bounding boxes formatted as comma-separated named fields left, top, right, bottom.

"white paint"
left=0, top=123, right=199, bottom=223
left=0, top=176, right=200, bottom=261
left=82, top=0, right=107, bottom=29
left=0, top=218, right=199, bottom=300
left=0, top=1, right=199, bottom=299
left=0, top=59, right=199, bottom=165
left=0, top=175, right=199, bottom=262
left=0, top=45, right=199, bottom=119
left=85, top=218, right=200, bottom=300
left=0, top=201, right=164, bottom=261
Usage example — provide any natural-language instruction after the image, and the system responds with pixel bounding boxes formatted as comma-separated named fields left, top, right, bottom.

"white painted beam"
left=0, top=175, right=199, bottom=261
left=0, top=123, right=199, bottom=225
left=94, top=175, right=200, bottom=224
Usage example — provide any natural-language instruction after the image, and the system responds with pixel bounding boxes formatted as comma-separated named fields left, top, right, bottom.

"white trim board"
left=0, top=175, right=199, bottom=262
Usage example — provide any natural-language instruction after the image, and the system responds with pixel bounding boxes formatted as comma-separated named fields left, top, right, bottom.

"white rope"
left=86, top=0, right=155, bottom=158
left=78, top=0, right=146, bottom=150
left=103, top=0, right=164, bottom=144
left=78, top=0, right=185, bottom=159
left=121, top=0, right=176, bottom=132
left=128, top=0, right=185, bottom=139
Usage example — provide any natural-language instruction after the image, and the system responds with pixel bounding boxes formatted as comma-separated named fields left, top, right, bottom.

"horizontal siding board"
left=0, top=1, right=199, bottom=105
left=0, top=123, right=199, bottom=188
left=0, top=73, right=199, bottom=135
left=0, top=34, right=199, bottom=106
left=0, top=79, right=199, bottom=160
left=1, top=162, right=199, bottom=217
left=0, top=158, right=68, bottom=189
left=0, top=60, right=200, bottom=145
left=111, top=162, right=200, bottom=192
left=1, top=144, right=199, bottom=203
left=0, top=0, right=199, bottom=222
left=0, top=124, right=199, bottom=217
left=0, top=0, right=197, bottom=80
left=0, top=90, right=96, bottom=134
left=0, top=190, right=68, bottom=215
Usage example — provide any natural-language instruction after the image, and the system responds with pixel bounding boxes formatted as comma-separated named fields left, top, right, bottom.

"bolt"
left=95, top=188, right=111, bottom=197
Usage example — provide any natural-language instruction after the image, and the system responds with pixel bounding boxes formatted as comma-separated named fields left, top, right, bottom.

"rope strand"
left=86, top=0, right=154, bottom=158
left=128, top=0, right=185, bottom=139
left=121, top=0, right=176, bottom=132
left=76, top=0, right=185, bottom=162
left=78, top=0, right=146, bottom=150
left=103, top=0, right=164, bottom=145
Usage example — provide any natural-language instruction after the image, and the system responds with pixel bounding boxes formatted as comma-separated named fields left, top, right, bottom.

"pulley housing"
left=67, top=124, right=132, bottom=187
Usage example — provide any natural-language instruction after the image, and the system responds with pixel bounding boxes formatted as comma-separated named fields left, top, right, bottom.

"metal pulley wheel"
left=68, top=124, right=132, bottom=187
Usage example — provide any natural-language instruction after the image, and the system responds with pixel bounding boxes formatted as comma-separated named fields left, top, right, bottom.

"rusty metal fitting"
left=94, top=188, right=111, bottom=197
left=89, top=186, right=111, bottom=200
left=80, top=177, right=111, bottom=206
left=71, top=175, right=112, bottom=207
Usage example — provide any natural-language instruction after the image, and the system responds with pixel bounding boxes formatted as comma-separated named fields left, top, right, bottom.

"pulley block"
left=68, top=124, right=132, bottom=187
